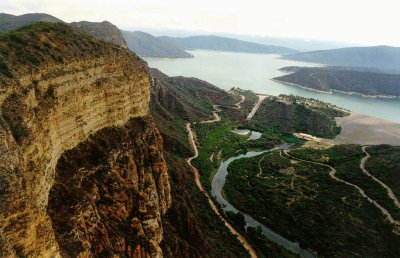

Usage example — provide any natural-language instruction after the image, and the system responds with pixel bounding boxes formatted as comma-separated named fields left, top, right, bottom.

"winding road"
left=199, top=105, right=221, bottom=123
left=234, top=95, right=245, bottom=109
left=283, top=149, right=400, bottom=232
left=186, top=97, right=258, bottom=258
left=360, top=146, right=400, bottom=209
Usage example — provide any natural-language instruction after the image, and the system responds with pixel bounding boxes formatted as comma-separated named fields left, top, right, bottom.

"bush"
left=0, top=59, right=12, bottom=78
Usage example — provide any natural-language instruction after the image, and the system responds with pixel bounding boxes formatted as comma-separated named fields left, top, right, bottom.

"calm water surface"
left=145, top=50, right=400, bottom=123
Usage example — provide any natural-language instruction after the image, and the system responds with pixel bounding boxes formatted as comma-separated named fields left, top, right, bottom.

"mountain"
left=0, top=13, right=63, bottom=32
left=122, top=31, right=193, bottom=58
left=0, top=13, right=127, bottom=48
left=284, top=46, right=400, bottom=73
left=70, top=21, right=128, bottom=48
left=218, top=33, right=359, bottom=51
left=159, top=35, right=299, bottom=54
left=0, top=21, right=251, bottom=258
left=274, top=66, right=400, bottom=97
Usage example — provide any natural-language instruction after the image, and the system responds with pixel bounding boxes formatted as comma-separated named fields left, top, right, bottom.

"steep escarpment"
left=48, top=116, right=170, bottom=257
left=0, top=22, right=170, bottom=257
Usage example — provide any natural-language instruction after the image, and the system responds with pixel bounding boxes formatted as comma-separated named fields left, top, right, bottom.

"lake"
left=145, top=50, right=400, bottom=123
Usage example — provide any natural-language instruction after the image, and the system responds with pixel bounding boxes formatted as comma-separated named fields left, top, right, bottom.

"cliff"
left=0, top=22, right=170, bottom=257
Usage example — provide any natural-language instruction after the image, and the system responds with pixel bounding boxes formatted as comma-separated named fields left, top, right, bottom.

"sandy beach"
left=334, top=113, right=400, bottom=146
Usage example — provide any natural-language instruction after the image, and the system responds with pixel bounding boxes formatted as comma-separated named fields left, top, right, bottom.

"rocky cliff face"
left=48, top=116, right=170, bottom=257
left=0, top=23, right=170, bottom=257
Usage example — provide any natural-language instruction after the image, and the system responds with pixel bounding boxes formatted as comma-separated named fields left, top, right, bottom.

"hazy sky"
left=1, top=0, right=399, bottom=46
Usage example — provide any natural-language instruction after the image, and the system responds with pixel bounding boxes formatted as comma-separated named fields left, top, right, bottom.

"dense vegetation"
left=161, top=153, right=250, bottom=258
left=284, top=45, right=400, bottom=73
left=249, top=95, right=348, bottom=138
left=274, top=66, right=400, bottom=97
left=290, top=145, right=400, bottom=220
left=0, top=22, right=129, bottom=79
left=224, top=145, right=400, bottom=257
left=192, top=122, right=287, bottom=191
left=225, top=211, right=299, bottom=258
left=364, top=145, right=400, bottom=197
left=122, top=31, right=193, bottom=58
left=159, top=35, right=298, bottom=54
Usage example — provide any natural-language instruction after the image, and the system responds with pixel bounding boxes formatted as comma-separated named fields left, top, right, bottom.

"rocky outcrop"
left=0, top=23, right=170, bottom=257
left=48, top=116, right=170, bottom=257
left=71, top=21, right=128, bottom=48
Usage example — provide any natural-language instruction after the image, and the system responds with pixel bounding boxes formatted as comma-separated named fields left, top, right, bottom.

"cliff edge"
left=0, top=22, right=170, bottom=257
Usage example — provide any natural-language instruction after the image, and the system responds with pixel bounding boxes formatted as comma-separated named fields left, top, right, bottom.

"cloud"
left=1, top=0, right=399, bottom=46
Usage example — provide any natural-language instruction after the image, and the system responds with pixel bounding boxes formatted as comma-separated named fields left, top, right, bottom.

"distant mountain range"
left=0, top=13, right=299, bottom=58
left=159, top=35, right=298, bottom=54
left=274, top=66, right=400, bottom=97
left=284, top=46, right=400, bottom=73
left=122, top=31, right=193, bottom=58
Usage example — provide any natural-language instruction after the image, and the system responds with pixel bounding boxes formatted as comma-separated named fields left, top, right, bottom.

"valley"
left=180, top=84, right=400, bottom=257
left=1, top=8, right=400, bottom=258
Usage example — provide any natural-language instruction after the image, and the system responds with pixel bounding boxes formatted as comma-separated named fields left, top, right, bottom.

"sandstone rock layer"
left=0, top=23, right=170, bottom=257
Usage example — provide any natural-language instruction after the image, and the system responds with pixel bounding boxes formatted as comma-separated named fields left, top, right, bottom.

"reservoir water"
left=145, top=50, right=400, bottom=123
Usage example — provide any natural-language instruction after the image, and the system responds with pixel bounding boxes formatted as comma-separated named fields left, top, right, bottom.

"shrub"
left=0, top=59, right=12, bottom=78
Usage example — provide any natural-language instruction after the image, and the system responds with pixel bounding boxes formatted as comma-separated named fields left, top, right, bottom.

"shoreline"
left=272, top=78, right=400, bottom=99
left=334, top=112, right=400, bottom=146
left=271, top=79, right=333, bottom=94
